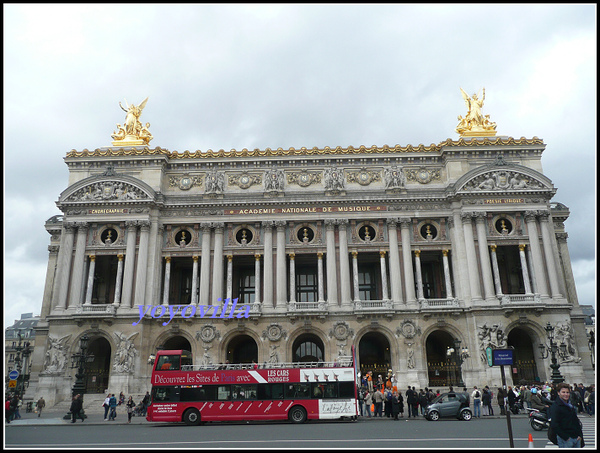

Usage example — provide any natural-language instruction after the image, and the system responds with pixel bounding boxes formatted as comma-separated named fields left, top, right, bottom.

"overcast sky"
left=4, top=4, right=596, bottom=328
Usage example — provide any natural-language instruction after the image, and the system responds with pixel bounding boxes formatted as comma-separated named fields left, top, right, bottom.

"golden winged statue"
left=456, top=88, right=497, bottom=137
left=111, top=97, right=153, bottom=146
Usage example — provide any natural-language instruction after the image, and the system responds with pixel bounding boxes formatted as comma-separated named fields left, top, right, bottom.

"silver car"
left=424, top=392, right=472, bottom=421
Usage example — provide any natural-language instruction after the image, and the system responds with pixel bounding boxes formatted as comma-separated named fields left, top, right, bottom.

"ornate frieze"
left=405, top=167, right=441, bottom=184
left=67, top=181, right=148, bottom=202
left=346, top=168, right=381, bottom=186
left=229, top=171, right=261, bottom=190
left=464, top=170, right=545, bottom=191
left=287, top=169, right=321, bottom=187
left=169, top=173, right=203, bottom=190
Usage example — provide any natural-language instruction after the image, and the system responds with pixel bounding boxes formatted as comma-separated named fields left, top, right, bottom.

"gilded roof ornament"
left=111, top=97, right=153, bottom=146
left=456, top=88, right=497, bottom=137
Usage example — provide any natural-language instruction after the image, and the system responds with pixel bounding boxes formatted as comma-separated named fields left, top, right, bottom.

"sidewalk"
left=6, top=408, right=149, bottom=426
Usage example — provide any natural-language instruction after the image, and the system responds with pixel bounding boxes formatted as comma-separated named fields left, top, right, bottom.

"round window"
left=495, top=218, right=512, bottom=235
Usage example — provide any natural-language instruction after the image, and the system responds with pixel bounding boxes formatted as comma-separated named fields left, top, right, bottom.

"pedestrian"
left=126, top=396, right=135, bottom=423
left=471, top=386, right=482, bottom=418
left=419, top=389, right=428, bottom=416
left=384, top=387, right=392, bottom=418
left=373, top=387, right=384, bottom=417
left=367, top=371, right=373, bottom=393
left=13, top=396, right=22, bottom=420
left=397, top=390, right=404, bottom=418
left=119, top=391, right=125, bottom=406
left=482, top=387, right=493, bottom=416
left=70, top=394, right=84, bottom=423
left=357, top=387, right=365, bottom=416
left=36, top=396, right=45, bottom=417
left=391, top=391, right=401, bottom=420
left=523, top=385, right=532, bottom=410
left=9, top=395, right=19, bottom=421
left=497, top=387, right=506, bottom=415
left=549, top=383, right=584, bottom=448
left=5, top=397, right=12, bottom=424
left=108, top=393, right=118, bottom=421
left=406, top=387, right=416, bottom=418
left=103, top=393, right=111, bottom=420
left=364, top=390, right=372, bottom=418
left=141, top=391, right=151, bottom=417
left=411, top=386, right=419, bottom=417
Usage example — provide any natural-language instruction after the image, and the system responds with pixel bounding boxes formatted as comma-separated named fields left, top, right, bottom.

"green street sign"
left=486, top=346, right=493, bottom=367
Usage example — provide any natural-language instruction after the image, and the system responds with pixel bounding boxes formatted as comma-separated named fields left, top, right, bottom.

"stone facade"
left=29, top=137, right=594, bottom=406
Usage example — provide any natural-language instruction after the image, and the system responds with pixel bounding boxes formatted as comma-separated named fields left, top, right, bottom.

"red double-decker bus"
left=147, top=347, right=358, bottom=425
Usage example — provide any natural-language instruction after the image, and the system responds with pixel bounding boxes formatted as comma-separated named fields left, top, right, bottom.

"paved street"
left=5, top=407, right=595, bottom=449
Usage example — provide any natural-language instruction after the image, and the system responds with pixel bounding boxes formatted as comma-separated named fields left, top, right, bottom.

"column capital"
left=192, top=255, right=199, bottom=262
left=474, top=211, right=488, bottom=223
left=255, top=253, right=262, bottom=260
left=336, top=218, right=349, bottom=226
left=380, top=250, right=387, bottom=258
left=117, top=254, right=124, bottom=260
left=446, top=216, right=454, bottom=229
left=489, top=244, right=497, bottom=252
left=74, top=221, right=89, bottom=230
left=537, top=210, right=551, bottom=221
left=89, top=254, right=96, bottom=262
left=351, top=250, right=358, bottom=258
left=461, top=212, right=476, bottom=223
left=555, top=232, right=568, bottom=242
left=164, top=256, right=171, bottom=263
left=524, top=210, right=539, bottom=222
left=139, top=220, right=151, bottom=231
left=324, top=219, right=336, bottom=229
left=386, top=218, right=398, bottom=227
left=288, top=252, right=295, bottom=259
left=398, top=217, right=412, bottom=227
left=414, top=249, right=420, bottom=257
left=125, top=220, right=138, bottom=229
left=518, top=244, right=527, bottom=252
left=442, top=249, right=450, bottom=256
left=317, top=251, right=324, bottom=259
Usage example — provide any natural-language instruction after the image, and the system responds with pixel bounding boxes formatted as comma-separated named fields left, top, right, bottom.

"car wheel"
left=288, top=405, right=307, bottom=424
left=460, top=409, right=472, bottom=421
left=183, top=408, right=201, bottom=426
left=428, top=410, right=440, bottom=421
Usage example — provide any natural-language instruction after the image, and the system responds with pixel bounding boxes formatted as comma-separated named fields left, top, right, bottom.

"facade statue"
left=111, top=97, right=153, bottom=145
left=456, top=88, right=497, bottom=136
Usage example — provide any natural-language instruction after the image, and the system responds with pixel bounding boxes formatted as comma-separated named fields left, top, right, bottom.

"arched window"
left=292, top=334, right=324, bottom=363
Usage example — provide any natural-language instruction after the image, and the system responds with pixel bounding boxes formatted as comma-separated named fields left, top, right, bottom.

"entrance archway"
left=85, top=337, right=111, bottom=393
left=226, top=334, right=258, bottom=364
left=507, top=327, right=540, bottom=384
left=426, top=330, right=460, bottom=387
left=358, top=332, right=391, bottom=376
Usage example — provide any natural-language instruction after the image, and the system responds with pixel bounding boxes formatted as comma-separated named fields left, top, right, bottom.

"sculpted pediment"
left=59, top=174, right=155, bottom=204
left=454, top=160, right=554, bottom=195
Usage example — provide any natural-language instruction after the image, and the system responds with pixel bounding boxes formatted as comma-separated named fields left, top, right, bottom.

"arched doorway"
left=162, top=336, right=192, bottom=352
left=85, top=337, right=111, bottom=393
left=226, top=334, right=258, bottom=364
left=507, top=327, right=540, bottom=385
left=292, top=333, right=324, bottom=363
left=358, top=332, right=391, bottom=376
left=426, top=330, right=461, bottom=387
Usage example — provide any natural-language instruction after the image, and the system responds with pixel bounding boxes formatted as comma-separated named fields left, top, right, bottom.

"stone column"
left=489, top=245, right=503, bottom=297
left=144, top=217, right=161, bottom=307
left=380, top=251, right=389, bottom=301
left=162, top=256, right=171, bottom=306
left=414, top=250, right=424, bottom=300
left=449, top=213, right=471, bottom=301
left=538, top=211, right=562, bottom=298
left=317, top=252, right=325, bottom=302
left=199, top=224, right=211, bottom=306
left=338, top=220, right=352, bottom=308
left=84, top=255, right=96, bottom=305
left=325, top=220, right=338, bottom=306
left=288, top=252, right=296, bottom=304
left=191, top=256, right=199, bottom=305
left=351, top=251, right=360, bottom=302
left=56, top=222, right=76, bottom=309
left=518, top=244, right=533, bottom=294
left=524, top=211, right=549, bottom=298
left=461, top=212, right=482, bottom=301
left=474, top=213, right=496, bottom=301
left=276, top=221, right=287, bottom=309
left=226, top=255, right=233, bottom=301
left=399, top=218, right=416, bottom=305
left=121, top=221, right=138, bottom=309
left=113, top=254, right=124, bottom=306
left=387, top=218, right=403, bottom=304
left=211, top=222, right=224, bottom=306
left=254, top=254, right=261, bottom=304
left=262, top=221, right=274, bottom=309
left=133, top=220, right=150, bottom=307
left=42, top=245, right=60, bottom=318
left=527, top=245, right=538, bottom=294
left=442, top=250, right=453, bottom=299
left=68, top=222, right=89, bottom=308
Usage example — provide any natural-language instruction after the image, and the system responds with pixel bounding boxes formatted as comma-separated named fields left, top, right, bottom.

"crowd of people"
left=356, top=369, right=595, bottom=426
left=102, top=391, right=151, bottom=423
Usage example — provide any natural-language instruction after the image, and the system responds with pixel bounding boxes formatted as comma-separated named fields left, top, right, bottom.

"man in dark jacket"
left=70, top=394, right=84, bottom=423
left=549, top=383, right=583, bottom=448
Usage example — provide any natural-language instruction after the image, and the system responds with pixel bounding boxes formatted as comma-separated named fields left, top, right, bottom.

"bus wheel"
left=183, top=408, right=201, bottom=426
left=288, top=405, right=307, bottom=424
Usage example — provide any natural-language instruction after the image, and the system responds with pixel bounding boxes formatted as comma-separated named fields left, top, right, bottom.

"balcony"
left=353, top=299, right=394, bottom=314
left=420, top=298, right=460, bottom=309
left=500, top=294, right=541, bottom=304
left=287, top=301, right=328, bottom=314
left=75, top=304, right=116, bottom=315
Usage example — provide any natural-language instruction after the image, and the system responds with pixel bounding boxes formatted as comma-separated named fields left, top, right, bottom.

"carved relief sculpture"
left=113, top=331, right=139, bottom=373
left=42, top=335, right=71, bottom=374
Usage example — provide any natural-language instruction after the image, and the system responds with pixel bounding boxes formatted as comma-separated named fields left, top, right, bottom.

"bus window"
left=180, top=385, right=216, bottom=402
left=216, top=385, right=231, bottom=401
left=257, top=383, right=284, bottom=400
left=152, top=386, right=180, bottom=402
left=339, top=381, right=355, bottom=398
left=232, top=384, right=257, bottom=400
left=285, top=383, right=310, bottom=399
left=155, top=354, right=180, bottom=371
left=322, top=383, right=338, bottom=398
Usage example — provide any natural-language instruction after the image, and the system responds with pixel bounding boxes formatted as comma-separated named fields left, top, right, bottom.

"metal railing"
left=181, top=356, right=353, bottom=371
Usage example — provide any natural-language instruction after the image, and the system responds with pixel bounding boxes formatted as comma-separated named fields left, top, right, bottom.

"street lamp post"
left=538, top=322, right=565, bottom=384
left=12, top=330, right=32, bottom=400
left=446, top=340, right=469, bottom=388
